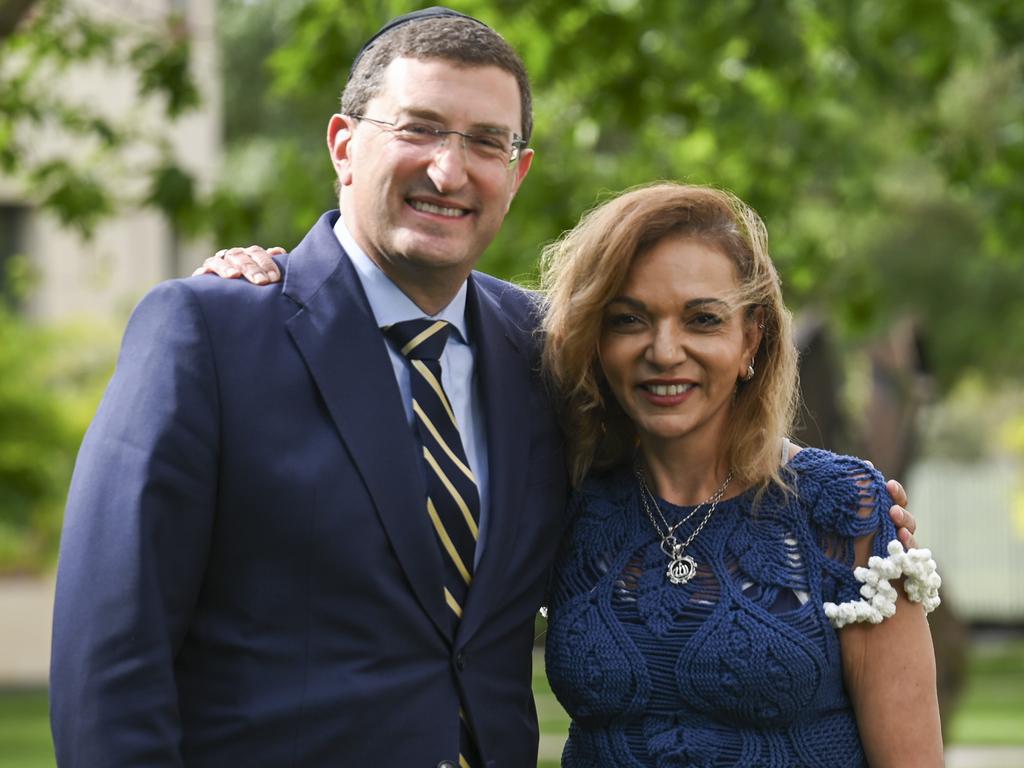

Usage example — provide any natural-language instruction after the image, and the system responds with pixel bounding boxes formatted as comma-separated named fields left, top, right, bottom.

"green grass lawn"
left=5, top=636, right=1021, bottom=768
left=0, top=689, right=51, bottom=768
left=533, top=648, right=571, bottom=767
left=948, top=636, right=1024, bottom=745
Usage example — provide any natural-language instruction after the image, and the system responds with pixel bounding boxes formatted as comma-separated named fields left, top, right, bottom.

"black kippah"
left=348, top=6, right=490, bottom=81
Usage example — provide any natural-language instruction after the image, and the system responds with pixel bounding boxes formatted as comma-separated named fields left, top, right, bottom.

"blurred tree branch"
left=3, top=0, right=1023, bottom=391
left=0, top=0, right=202, bottom=236
left=0, top=0, right=38, bottom=41
left=213, top=0, right=1024, bottom=390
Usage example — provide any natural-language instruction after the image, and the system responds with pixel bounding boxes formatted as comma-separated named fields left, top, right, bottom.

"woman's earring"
left=743, top=361, right=756, bottom=381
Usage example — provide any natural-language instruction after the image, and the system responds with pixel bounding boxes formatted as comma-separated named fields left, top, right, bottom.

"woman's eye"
left=607, top=313, right=643, bottom=328
left=691, top=313, right=723, bottom=328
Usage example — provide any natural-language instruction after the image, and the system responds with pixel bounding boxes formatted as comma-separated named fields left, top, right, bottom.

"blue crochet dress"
left=545, top=448, right=900, bottom=768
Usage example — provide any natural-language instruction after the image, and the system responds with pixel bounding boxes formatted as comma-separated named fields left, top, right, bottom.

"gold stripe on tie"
left=423, top=448, right=479, bottom=539
left=411, top=359, right=458, bottom=426
left=426, top=498, right=472, bottom=584
left=413, top=400, right=477, bottom=483
left=459, top=756, right=471, bottom=768
left=400, top=320, right=449, bottom=357
left=444, top=587, right=463, bottom=618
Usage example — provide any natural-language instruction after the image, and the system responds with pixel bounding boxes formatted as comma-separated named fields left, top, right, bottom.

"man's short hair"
left=341, top=16, right=534, bottom=144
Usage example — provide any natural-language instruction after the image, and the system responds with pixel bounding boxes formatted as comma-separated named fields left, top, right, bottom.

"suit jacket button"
left=455, top=650, right=466, bottom=671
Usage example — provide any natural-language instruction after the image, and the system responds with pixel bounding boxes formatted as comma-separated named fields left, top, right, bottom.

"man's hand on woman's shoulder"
left=193, top=246, right=285, bottom=284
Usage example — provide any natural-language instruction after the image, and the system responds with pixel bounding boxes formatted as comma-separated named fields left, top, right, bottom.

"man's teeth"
left=410, top=200, right=466, bottom=217
left=645, top=383, right=694, bottom=396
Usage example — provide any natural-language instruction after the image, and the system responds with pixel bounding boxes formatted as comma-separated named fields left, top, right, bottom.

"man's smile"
left=407, top=198, right=472, bottom=218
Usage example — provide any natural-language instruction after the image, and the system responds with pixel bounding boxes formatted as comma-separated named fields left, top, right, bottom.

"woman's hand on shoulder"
left=858, top=454, right=917, bottom=549
left=885, top=478, right=917, bottom=549
left=192, top=246, right=285, bottom=285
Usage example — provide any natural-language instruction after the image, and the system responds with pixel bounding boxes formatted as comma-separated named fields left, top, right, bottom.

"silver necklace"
left=634, top=466, right=733, bottom=585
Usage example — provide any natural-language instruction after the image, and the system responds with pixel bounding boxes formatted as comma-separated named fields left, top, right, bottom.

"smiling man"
left=334, top=57, right=532, bottom=313
left=50, top=9, right=568, bottom=767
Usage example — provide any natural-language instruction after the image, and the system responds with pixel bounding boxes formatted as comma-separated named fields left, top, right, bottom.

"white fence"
left=907, top=458, right=1024, bottom=622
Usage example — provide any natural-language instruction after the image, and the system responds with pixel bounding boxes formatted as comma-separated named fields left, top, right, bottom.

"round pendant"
left=666, top=554, right=697, bottom=585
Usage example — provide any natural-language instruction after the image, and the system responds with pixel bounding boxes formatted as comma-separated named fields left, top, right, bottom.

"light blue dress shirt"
left=334, top=216, right=490, bottom=563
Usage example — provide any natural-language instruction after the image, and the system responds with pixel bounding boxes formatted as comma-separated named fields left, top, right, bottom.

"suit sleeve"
left=50, top=280, right=220, bottom=767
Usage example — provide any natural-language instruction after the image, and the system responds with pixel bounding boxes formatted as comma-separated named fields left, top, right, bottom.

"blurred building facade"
left=0, top=0, right=220, bottom=686
left=0, top=0, right=221, bottom=322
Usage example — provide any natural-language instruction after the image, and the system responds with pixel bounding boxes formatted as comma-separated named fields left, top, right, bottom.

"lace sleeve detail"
left=795, top=449, right=941, bottom=626
left=823, top=539, right=941, bottom=627
left=803, top=452, right=894, bottom=541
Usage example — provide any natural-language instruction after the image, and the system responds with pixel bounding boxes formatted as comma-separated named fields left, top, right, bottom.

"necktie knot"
left=385, top=319, right=452, bottom=362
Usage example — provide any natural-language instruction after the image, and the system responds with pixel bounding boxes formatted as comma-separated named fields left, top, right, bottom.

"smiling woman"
left=538, top=182, right=944, bottom=768
left=596, top=236, right=764, bottom=471
left=541, top=184, right=793, bottom=493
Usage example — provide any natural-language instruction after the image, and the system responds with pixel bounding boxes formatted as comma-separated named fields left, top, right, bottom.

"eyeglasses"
left=349, top=114, right=527, bottom=165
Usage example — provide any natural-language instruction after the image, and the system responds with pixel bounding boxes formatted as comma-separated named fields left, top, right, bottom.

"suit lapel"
left=457, top=276, right=534, bottom=646
left=282, top=213, right=450, bottom=642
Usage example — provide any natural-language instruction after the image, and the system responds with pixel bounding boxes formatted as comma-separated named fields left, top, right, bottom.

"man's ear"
left=503, top=147, right=534, bottom=213
left=327, top=114, right=357, bottom=187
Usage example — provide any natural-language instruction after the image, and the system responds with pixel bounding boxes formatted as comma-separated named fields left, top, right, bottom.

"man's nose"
left=426, top=136, right=469, bottom=193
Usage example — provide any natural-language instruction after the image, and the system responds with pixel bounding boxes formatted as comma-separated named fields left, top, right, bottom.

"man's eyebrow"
left=396, top=106, right=514, bottom=134
left=397, top=106, right=445, bottom=122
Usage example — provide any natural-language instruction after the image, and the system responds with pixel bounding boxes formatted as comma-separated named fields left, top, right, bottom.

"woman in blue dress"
left=539, top=182, right=943, bottom=767
left=195, top=181, right=936, bottom=766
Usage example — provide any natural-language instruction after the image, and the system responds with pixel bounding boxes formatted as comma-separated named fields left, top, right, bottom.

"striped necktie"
left=385, top=319, right=483, bottom=768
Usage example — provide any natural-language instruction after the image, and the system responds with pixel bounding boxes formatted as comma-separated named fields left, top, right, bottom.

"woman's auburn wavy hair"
left=539, top=182, right=800, bottom=494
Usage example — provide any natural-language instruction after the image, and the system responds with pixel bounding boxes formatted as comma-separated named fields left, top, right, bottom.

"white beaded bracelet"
left=823, top=539, right=942, bottom=629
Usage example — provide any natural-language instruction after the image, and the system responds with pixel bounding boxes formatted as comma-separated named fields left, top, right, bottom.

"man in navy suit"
left=50, top=9, right=568, bottom=767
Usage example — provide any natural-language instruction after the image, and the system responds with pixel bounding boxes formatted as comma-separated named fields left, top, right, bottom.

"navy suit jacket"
left=50, top=211, right=569, bottom=767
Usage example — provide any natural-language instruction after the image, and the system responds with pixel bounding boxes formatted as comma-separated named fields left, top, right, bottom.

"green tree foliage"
left=213, top=0, right=1024, bottom=389
left=0, top=0, right=200, bottom=571
left=0, top=295, right=115, bottom=573
left=0, top=0, right=201, bottom=236
left=7, top=0, right=1021, bottom=387
left=2, top=1, right=1020, bottom=569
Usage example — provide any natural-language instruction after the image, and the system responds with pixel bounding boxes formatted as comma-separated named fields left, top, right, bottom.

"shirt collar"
left=333, top=215, right=470, bottom=343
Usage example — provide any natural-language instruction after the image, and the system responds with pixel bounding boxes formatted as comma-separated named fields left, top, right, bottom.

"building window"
left=0, top=203, right=29, bottom=303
